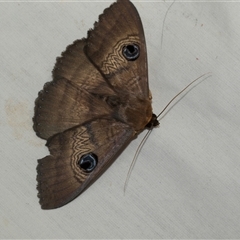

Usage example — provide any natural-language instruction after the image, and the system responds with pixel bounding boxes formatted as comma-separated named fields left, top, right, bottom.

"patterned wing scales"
left=37, top=118, right=134, bottom=209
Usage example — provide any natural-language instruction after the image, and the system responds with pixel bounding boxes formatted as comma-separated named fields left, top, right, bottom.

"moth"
left=33, top=0, right=159, bottom=209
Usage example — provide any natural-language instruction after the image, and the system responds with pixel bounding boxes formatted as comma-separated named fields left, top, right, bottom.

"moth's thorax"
left=116, top=96, right=153, bottom=133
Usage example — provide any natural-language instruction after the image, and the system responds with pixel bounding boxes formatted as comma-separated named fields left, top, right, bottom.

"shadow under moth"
left=33, top=0, right=160, bottom=209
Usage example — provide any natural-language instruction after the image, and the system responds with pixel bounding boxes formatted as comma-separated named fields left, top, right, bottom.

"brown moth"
left=33, top=0, right=159, bottom=209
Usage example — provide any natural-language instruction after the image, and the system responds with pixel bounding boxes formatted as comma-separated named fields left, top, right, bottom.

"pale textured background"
left=1, top=0, right=240, bottom=238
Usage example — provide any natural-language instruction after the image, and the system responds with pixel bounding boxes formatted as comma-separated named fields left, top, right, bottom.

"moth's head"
left=145, top=113, right=159, bottom=129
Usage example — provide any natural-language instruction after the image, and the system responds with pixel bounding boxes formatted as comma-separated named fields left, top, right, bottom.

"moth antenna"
left=124, top=72, right=211, bottom=193
left=161, top=0, right=176, bottom=50
left=157, top=72, right=212, bottom=119
left=124, top=128, right=152, bottom=194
